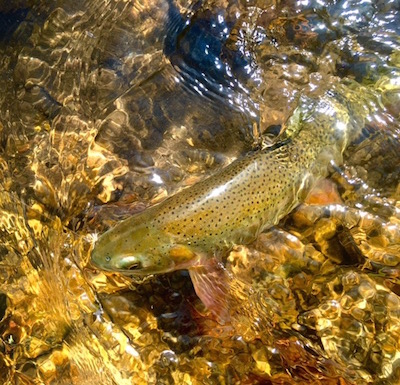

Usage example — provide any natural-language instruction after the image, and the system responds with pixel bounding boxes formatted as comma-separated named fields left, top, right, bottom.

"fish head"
left=90, top=217, right=198, bottom=275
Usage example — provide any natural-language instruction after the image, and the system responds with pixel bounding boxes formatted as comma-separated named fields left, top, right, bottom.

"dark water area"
left=0, top=0, right=399, bottom=384
left=0, top=8, right=30, bottom=42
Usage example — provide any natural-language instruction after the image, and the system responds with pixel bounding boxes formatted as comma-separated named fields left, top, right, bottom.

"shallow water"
left=0, top=0, right=399, bottom=384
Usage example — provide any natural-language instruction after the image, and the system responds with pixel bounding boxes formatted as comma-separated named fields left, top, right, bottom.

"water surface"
left=0, top=1, right=399, bottom=384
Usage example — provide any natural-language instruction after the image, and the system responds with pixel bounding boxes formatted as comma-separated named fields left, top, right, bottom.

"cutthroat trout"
left=91, top=88, right=363, bottom=320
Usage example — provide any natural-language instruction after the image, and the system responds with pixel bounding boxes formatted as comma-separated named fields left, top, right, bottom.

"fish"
left=91, top=87, right=364, bottom=322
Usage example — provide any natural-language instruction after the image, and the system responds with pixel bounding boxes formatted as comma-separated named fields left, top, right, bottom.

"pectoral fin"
left=189, top=259, right=231, bottom=325
left=305, top=178, right=342, bottom=205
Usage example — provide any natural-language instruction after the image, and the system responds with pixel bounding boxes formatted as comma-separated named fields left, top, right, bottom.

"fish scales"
left=92, top=91, right=353, bottom=268
left=148, top=137, right=330, bottom=255
left=90, top=89, right=362, bottom=319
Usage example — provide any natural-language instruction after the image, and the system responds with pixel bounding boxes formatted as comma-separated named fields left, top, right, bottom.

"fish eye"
left=105, top=256, right=111, bottom=262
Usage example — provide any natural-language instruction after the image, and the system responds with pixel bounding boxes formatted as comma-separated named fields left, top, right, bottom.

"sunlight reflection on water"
left=0, top=0, right=399, bottom=384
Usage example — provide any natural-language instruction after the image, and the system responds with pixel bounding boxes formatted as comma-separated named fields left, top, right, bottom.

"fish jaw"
left=90, top=219, right=170, bottom=274
left=90, top=218, right=232, bottom=323
left=90, top=215, right=203, bottom=275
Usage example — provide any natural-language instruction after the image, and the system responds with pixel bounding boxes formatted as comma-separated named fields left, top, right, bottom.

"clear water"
left=0, top=0, right=399, bottom=384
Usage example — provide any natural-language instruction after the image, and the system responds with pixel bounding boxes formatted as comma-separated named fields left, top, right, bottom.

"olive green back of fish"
left=126, top=92, right=354, bottom=256
left=90, top=84, right=372, bottom=322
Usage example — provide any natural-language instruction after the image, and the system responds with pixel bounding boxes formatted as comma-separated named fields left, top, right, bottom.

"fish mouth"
left=90, top=260, right=150, bottom=276
left=89, top=254, right=105, bottom=270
